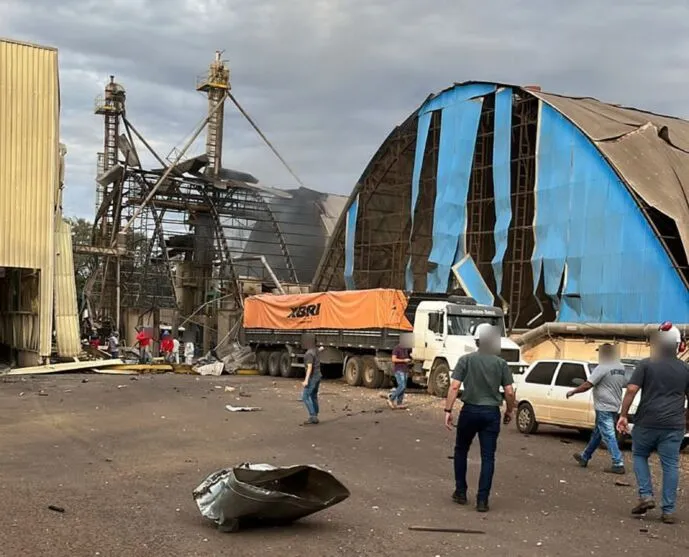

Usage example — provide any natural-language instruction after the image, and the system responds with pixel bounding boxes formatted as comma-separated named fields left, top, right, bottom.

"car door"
left=423, top=310, right=445, bottom=361
left=548, top=362, right=592, bottom=427
left=519, top=361, right=559, bottom=423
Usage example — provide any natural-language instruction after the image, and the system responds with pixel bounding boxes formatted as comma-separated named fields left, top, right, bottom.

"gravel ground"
left=1, top=372, right=688, bottom=557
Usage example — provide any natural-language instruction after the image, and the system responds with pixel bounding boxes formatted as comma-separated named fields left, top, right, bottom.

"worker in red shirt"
left=135, top=328, right=152, bottom=364
left=160, top=331, right=174, bottom=363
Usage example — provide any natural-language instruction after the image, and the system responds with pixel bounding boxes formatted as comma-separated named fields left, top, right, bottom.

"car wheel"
left=517, top=403, right=539, bottom=434
left=361, top=356, right=384, bottom=389
left=344, top=356, right=363, bottom=386
left=268, top=351, right=281, bottom=377
left=279, top=351, right=294, bottom=378
left=256, top=350, right=270, bottom=376
left=429, top=361, right=450, bottom=398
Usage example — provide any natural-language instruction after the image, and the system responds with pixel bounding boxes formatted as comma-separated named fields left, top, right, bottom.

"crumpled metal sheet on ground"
left=193, top=463, right=350, bottom=532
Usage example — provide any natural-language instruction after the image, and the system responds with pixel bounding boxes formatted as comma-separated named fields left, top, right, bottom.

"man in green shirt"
left=444, top=323, right=515, bottom=512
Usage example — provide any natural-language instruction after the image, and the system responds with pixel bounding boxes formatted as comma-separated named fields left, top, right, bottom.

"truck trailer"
left=242, top=288, right=525, bottom=397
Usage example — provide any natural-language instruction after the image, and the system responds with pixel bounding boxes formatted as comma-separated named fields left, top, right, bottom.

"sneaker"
left=604, top=465, right=626, bottom=475
left=661, top=513, right=676, bottom=524
left=476, top=500, right=490, bottom=513
left=452, top=491, right=467, bottom=505
left=631, top=499, right=656, bottom=515
left=573, top=453, right=588, bottom=468
left=387, top=398, right=396, bottom=409
left=302, top=417, right=319, bottom=426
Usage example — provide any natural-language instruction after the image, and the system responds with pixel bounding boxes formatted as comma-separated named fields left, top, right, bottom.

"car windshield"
left=446, top=315, right=505, bottom=336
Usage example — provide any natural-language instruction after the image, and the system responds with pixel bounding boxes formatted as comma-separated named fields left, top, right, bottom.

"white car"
left=514, top=359, right=689, bottom=449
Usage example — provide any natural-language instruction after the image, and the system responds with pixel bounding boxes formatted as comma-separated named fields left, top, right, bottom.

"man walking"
left=107, top=331, right=119, bottom=359
left=617, top=322, right=689, bottom=524
left=567, top=343, right=628, bottom=474
left=388, top=334, right=412, bottom=410
left=301, top=334, right=322, bottom=425
left=444, top=323, right=515, bottom=512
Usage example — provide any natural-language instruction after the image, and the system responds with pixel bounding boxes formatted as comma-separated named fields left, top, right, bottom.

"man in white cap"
left=617, top=322, right=689, bottom=524
left=444, top=323, right=516, bottom=512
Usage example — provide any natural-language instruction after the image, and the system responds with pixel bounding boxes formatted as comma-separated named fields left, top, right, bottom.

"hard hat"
left=473, top=323, right=497, bottom=341
left=657, top=321, right=682, bottom=346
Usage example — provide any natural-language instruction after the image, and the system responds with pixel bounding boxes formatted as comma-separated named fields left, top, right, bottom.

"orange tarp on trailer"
left=243, top=289, right=413, bottom=331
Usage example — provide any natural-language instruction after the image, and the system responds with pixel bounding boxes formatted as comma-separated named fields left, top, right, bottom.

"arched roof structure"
left=313, top=82, right=689, bottom=328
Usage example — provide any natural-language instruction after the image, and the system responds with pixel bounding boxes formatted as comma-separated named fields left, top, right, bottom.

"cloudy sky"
left=4, top=0, right=689, bottom=218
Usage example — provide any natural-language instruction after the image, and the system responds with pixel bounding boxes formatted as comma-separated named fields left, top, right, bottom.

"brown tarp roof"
left=530, top=90, right=689, bottom=266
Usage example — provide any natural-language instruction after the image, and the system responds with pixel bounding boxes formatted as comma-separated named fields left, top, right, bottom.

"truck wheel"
left=362, top=356, right=384, bottom=389
left=429, top=361, right=450, bottom=398
left=268, top=351, right=281, bottom=377
left=344, top=356, right=363, bottom=386
left=517, top=403, right=539, bottom=434
left=279, top=351, right=294, bottom=378
left=256, top=350, right=270, bottom=376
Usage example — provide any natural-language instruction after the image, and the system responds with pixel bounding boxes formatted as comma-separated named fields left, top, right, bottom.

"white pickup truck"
left=514, top=359, right=689, bottom=449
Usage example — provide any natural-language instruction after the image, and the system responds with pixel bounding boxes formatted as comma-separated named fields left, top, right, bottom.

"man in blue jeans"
left=388, top=334, right=412, bottom=410
left=617, top=322, right=689, bottom=524
left=301, top=334, right=322, bottom=425
left=444, top=323, right=515, bottom=512
left=567, top=343, right=628, bottom=474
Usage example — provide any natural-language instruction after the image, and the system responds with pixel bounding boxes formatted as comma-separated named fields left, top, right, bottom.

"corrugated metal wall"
left=54, top=219, right=81, bottom=357
left=0, top=38, right=60, bottom=356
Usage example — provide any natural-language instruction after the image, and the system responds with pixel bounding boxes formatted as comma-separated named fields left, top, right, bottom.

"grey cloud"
left=5, top=0, right=689, bottom=218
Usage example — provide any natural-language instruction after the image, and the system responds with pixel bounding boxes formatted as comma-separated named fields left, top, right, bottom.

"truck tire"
left=429, top=361, right=451, bottom=398
left=268, top=351, right=282, bottom=377
left=362, top=356, right=384, bottom=389
left=344, top=356, right=363, bottom=386
left=256, top=350, right=270, bottom=376
left=279, top=351, right=294, bottom=378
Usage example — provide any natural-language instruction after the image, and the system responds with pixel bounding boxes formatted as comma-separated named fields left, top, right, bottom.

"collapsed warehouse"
left=313, top=82, right=689, bottom=359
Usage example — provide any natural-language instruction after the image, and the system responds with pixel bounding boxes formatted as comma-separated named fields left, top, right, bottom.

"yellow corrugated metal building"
left=0, top=38, right=67, bottom=364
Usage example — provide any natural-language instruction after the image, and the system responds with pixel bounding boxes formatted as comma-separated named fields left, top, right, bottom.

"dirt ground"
left=1, top=373, right=688, bottom=557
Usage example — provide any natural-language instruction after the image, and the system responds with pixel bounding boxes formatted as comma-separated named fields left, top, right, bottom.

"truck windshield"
left=446, top=315, right=505, bottom=336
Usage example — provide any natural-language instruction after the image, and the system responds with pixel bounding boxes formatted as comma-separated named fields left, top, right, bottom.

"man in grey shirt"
left=617, top=323, right=689, bottom=523
left=567, top=343, right=628, bottom=474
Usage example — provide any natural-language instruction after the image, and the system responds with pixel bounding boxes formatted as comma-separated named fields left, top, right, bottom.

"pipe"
left=115, top=256, right=121, bottom=333
left=232, top=255, right=286, bottom=294
left=513, top=322, right=689, bottom=347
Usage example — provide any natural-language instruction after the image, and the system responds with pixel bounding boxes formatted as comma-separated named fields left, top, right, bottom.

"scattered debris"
left=117, top=385, right=127, bottom=389
left=224, top=386, right=236, bottom=392
left=82, top=379, right=89, bottom=383
left=48, top=505, right=65, bottom=513
left=559, top=439, right=572, bottom=445
left=408, top=526, right=485, bottom=534
left=3, top=359, right=125, bottom=376
left=195, top=362, right=224, bottom=377
left=193, top=463, right=350, bottom=532
left=225, top=404, right=261, bottom=413
left=615, top=480, right=632, bottom=487
left=38, top=391, right=48, bottom=397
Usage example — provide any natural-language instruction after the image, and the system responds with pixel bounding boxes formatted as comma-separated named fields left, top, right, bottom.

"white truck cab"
left=408, top=299, right=524, bottom=397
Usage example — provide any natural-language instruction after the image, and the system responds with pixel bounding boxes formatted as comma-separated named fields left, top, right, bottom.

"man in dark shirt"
left=617, top=323, right=689, bottom=523
left=444, top=323, right=516, bottom=512
left=301, top=334, right=322, bottom=425
left=388, top=334, right=412, bottom=410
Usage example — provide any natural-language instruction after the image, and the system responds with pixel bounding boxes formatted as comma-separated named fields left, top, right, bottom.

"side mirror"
left=571, top=378, right=584, bottom=387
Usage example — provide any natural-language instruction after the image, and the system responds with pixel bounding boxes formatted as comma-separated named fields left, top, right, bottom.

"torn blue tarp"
left=405, top=111, right=432, bottom=291
left=344, top=194, right=359, bottom=290
left=532, top=101, right=689, bottom=323
left=452, top=254, right=495, bottom=306
left=426, top=91, right=490, bottom=292
left=491, top=87, right=513, bottom=298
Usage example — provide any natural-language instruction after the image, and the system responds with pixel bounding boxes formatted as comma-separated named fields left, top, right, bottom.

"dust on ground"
left=1, top=373, right=688, bottom=557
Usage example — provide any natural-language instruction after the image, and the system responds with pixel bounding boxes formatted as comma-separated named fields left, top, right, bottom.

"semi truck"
left=242, top=288, right=525, bottom=397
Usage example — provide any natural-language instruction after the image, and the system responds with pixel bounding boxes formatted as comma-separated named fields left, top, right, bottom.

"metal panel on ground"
left=532, top=102, right=689, bottom=323
left=54, top=219, right=81, bottom=357
left=343, top=194, right=359, bottom=290
left=491, top=87, right=513, bottom=297
left=426, top=86, right=493, bottom=292
left=0, top=38, right=60, bottom=356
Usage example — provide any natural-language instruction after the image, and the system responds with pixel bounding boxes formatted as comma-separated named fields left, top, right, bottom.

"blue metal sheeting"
left=405, top=111, right=432, bottom=290
left=491, top=87, right=513, bottom=297
left=425, top=84, right=496, bottom=292
left=452, top=254, right=495, bottom=306
left=343, top=194, right=359, bottom=290
left=532, top=101, right=689, bottom=322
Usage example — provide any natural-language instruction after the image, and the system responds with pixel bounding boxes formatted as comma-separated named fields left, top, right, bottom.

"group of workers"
left=444, top=321, right=689, bottom=522
left=297, top=322, right=689, bottom=521
left=104, top=329, right=193, bottom=365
